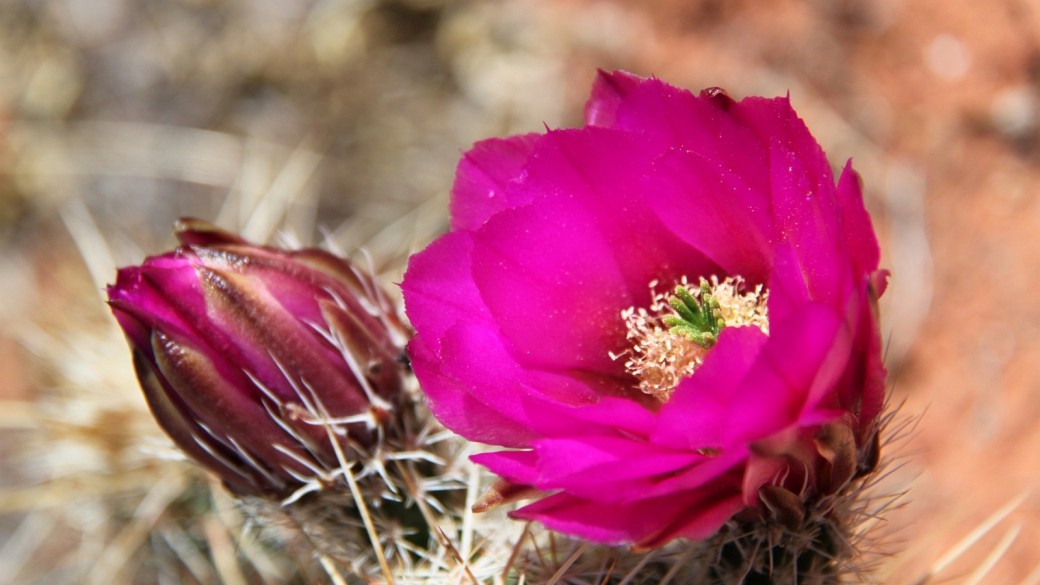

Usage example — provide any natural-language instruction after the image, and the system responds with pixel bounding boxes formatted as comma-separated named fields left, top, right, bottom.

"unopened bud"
left=107, top=219, right=410, bottom=499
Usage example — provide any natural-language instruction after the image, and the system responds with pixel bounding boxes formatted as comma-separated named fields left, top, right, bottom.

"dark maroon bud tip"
left=174, top=217, right=248, bottom=247
left=700, top=87, right=735, bottom=111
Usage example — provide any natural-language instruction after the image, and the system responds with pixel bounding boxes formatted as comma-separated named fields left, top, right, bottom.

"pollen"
left=613, top=276, right=769, bottom=402
left=708, top=275, right=770, bottom=334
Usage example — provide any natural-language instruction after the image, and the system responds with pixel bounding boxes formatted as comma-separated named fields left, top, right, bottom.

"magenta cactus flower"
left=402, top=71, right=887, bottom=549
left=108, top=219, right=410, bottom=499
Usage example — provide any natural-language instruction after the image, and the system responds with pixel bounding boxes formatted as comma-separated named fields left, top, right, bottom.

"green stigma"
left=661, top=282, right=724, bottom=349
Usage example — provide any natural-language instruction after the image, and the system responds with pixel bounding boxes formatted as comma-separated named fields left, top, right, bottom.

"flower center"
left=612, top=276, right=769, bottom=402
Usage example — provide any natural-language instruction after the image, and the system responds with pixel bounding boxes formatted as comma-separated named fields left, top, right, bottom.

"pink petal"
left=564, top=396, right=657, bottom=438
left=584, top=69, right=645, bottom=128
left=129, top=343, right=263, bottom=494
left=801, top=293, right=857, bottom=414
left=742, top=428, right=822, bottom=504
left=147, top=324, right=318, bottom=478
left=401, top=230, right=495, bottom=355
left=437, top=322, right=619, bottom=437
left=516, top=128, right=717, bottom=300
left=533, top=436, right=702, bottom=486
left=640, top=492, right=745, bottom=547
left=725, top=303, right=843, bottom=443
left=109, top=255, right=205, bottom=337
left=409, top=337, right=539, bottom=448
left=191, top=265, right=372, bottom=416
left=765, top=244, right=811, bottom=325
left=654, top=326, right=769, bottom=450
left=612, top=79, right=770, bottom=195
left=858, top=295, right=887, bottom=429
left=450, top=133, right=542, bottom=231
left=741, top=453, right=788, bottom=506
left=769, top=142, right=851, bottom=309
left=871, top=268, right=890, bottom=298
left=796, top=409, right=847, bottom=427
left=469, top=193, right=633, bottom=373
left=117, top=258, right=280, bottom=404
left=646, top=148, right=774, bottom=284
left=470, top=450, right=539, bottom=485
left=729, top=96, right=834, bottom=196
left=637, top=446, right=748, bottom=500
left=836, top=161, right=881, bottom=279
left=510, top=491, right=697, bottom=545
left=834, top=281, right=887, bottom=430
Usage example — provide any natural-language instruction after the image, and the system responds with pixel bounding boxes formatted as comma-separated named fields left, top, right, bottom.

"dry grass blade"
left=912, top=490, right=1030, bottom=585
left=615, top=550, right=656, bottom=585
left=240, top=137, right=322, bottom=245
left=204, top=514, right=248, bottom=585
left=437, top=526, right=480, bottom=585
left=1019, top=559, right=1040, bottom=585
left=84, top=471, right=188, bottom=585
left=543, top=543, right=590, bottom=585
left=502, top=522, right=532, bottom=582
left=210, top=485, right=288, bottom=585
left=0, top=401, right=37, bottom=430
left=397, top=460, right=444, bottom=543
left=58, top=193, right=116, bottom=301
left=0, top=471, right=163, bottom=515
left=960, top=523, right=1022, bottom=585
left=461, top=464, right=481, bottom=561
left=0, top=511, right=56, bottom=585
left=322, top=419, right=395, bottom=585
left=320, top=554, right=350, bottom=585
left=657, top=548, right=696, bottom=585
left=158, top=522, right=219, bottom=585
left=596, top=555, right=619, bottom=585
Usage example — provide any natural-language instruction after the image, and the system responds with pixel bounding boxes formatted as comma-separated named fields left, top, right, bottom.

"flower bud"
left=108, top=219, right=410, bottom=499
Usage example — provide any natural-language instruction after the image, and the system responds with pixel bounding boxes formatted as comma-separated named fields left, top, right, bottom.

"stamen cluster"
left=617, top=276, right=769, bottom=401
left=706, top=275, right=770, bottom=334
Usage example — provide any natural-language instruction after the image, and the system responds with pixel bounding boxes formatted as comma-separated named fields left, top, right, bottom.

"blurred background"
left=0, top=0, right=1038, bottom=582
